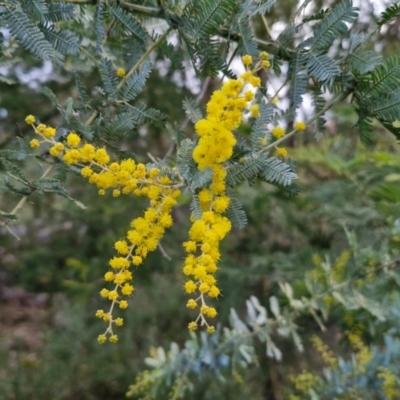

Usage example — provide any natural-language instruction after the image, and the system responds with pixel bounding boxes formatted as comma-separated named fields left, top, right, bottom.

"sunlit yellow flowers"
left=272, top=126, right=286, bottom=139
left=117, top=68, right=126, bottom=77
left=25, top=115, right=36, bottom=125
left=276, top=147, right=288, bottom=157
left=294, top=121, right=306, bottom=131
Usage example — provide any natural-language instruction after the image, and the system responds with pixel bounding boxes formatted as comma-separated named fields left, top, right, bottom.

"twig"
left=261, top=15, right=272, bottom=39
left=262, top=90, right=351, bottom=153
left=158, top=242, right=172, bottom=261
left=9, top=164, right=54, bottom=216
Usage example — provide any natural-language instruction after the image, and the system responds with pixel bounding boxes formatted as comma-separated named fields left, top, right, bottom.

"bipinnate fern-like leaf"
left=185, top=0, right=236, bottom=38
left=108, top=3, right=148, bottom=44
left=303, top=8, right=331, bottom=23
left=260, top=157, right=297, bottom=187
left=226, top=156, right=267, bottom=186
left=251, top=102, right=274, bottom=151
left=40, top=23, right=79, bottom=55
left=377, top=3, right=400, bottom=28
left=311, top=86, right=326, bottom=139
left=356, top=56, right=400, bottom=101
left=99, top=59, right=119, bottom=99
left=74, top=74, right=91, bottom=105
left=100, top=113, right=136, bottom=140
left=346, top=34, right=382, bottom=75
left=95, top=2, right=106, bottom=56
left=183, top=97, right=203, bottom=123
left=123, top=103, right=167, bottom=126
left=239, top=0, right=277, bottom=17
left=367, top=88, right=400, bottom=123
left=155, top=33, right=183, bottom=70
left=288, top=53, right=308, bottom=109
left=237, top=17, right=258, bottom=58
left=190, top=194, right=202, bottom=220
left=177, top=139, right=196, bottom=182
left=45, top=3, right=75, bottom=22
left=311, top=0, right=358, bottom=51
left=191, top=168, right=213, bottom=190
left=226, top=188, right=247, bottom=229
left=4, top=8, right=58, bottom=61
left=121, top=61, right=152, bottom=101
left=21, top=0, right=48, bottom=21
left=307, top=52, right=340, bottom=88
left=0, top=158, right=29, bottom=184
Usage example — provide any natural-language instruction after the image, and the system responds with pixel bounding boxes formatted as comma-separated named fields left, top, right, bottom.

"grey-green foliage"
left=126, top=294, right=304, bottom=399
left=1, top=0, right=80, bottom=63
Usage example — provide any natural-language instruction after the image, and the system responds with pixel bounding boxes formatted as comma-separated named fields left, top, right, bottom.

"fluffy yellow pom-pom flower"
left=25, top=115, right=36, bottom=125
left=117, top=68, right=126, bottom=77
left=272, top=126, right=286, bottom=139
left=276, top=147, right=288, bottom=157
left=294, top=121, right=306, bottom=131
left=30, top=139, right=40, bottom=149
left=242, top=55, right=252, bottom=66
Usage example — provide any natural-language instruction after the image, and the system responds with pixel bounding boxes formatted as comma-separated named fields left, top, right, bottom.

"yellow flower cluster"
left=332, top=249, right=351, bottom=282
left=310, top=335, right=338, bottom=368
left=186, top=55, right=265, bottom=332
left=25, top=117, right=182, bottom=343
left=289, top=371, right=318, bottom=393
left=377, top=367, right=398, bottom=400
left=117, top=68, right=126, bottom=77
left=347, top=329, right=372, bottom=373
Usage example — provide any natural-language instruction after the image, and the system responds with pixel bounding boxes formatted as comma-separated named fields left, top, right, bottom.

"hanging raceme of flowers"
left=25, top=53, right=278, bottom=342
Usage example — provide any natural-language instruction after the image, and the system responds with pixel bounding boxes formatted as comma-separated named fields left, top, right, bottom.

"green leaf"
left=45, top=2, right=75, bottom=22
left=0, top=158, right=28, bottom=183
left=190, top=194, right=202, bottom=220
left=378, top=3, right=400, bottom=27
left=40, top=24, right=79, bottom=55
left=0, top=149, right=27, bottom=161
left=177, top=139, right=196, bottom=181
left=4, top=8, right=59, bottom=62
left=251, top=102, right=274, bottom=151
left=121, top=61, right=152, bottom=101
left=183, top=97, right=203, bottom=123
left=123, top=103, right=168, bottom=126
left=226, top=156, right=266, bottom=186
left=100, top=113, right=136, bottom=139
left=288, top=53, right=308, bottom=109
left=307, top=52, right=340, bottom=88
left=239, top=0, right=277, bottom=17
left=21, top=0, right=48, bottom=21
left=311, top=0, right=358, bottom=51
left=184, top=0, right=237, bottom=38
left=109, top=3, right=148, bottom=44
left=191, top=168, right=213, bottom=190
left=356, top=56, right=400, bottom=100
left=95, top=2, right=106, bottom=56
left=260, top=157, right=297, bottom=186
left=226, top=188, right=247, bottom=229
left=237, top=17, right=258, bottom=58
left=99, top=59, right=119, bottom=99
left=346, top=33, right=382, bottom=75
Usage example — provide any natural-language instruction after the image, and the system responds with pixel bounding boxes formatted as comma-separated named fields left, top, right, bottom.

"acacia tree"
left=1, top=0, right=400, bottom=398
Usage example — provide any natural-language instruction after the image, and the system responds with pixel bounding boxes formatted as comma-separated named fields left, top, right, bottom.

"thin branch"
left=84, top=28, right=172, bottom=127
left=118, top=27, right=171, bottom=89
left=9, top=164, right=54, bottom=216
left=262, top=90, right=351, bottom=152
left=261, top=14, right=272, bottom=39
left=158, top=242, right=172, bottom=261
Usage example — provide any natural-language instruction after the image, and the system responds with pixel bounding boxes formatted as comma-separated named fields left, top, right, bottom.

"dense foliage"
left=1, top=0, right=400, bottom=399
